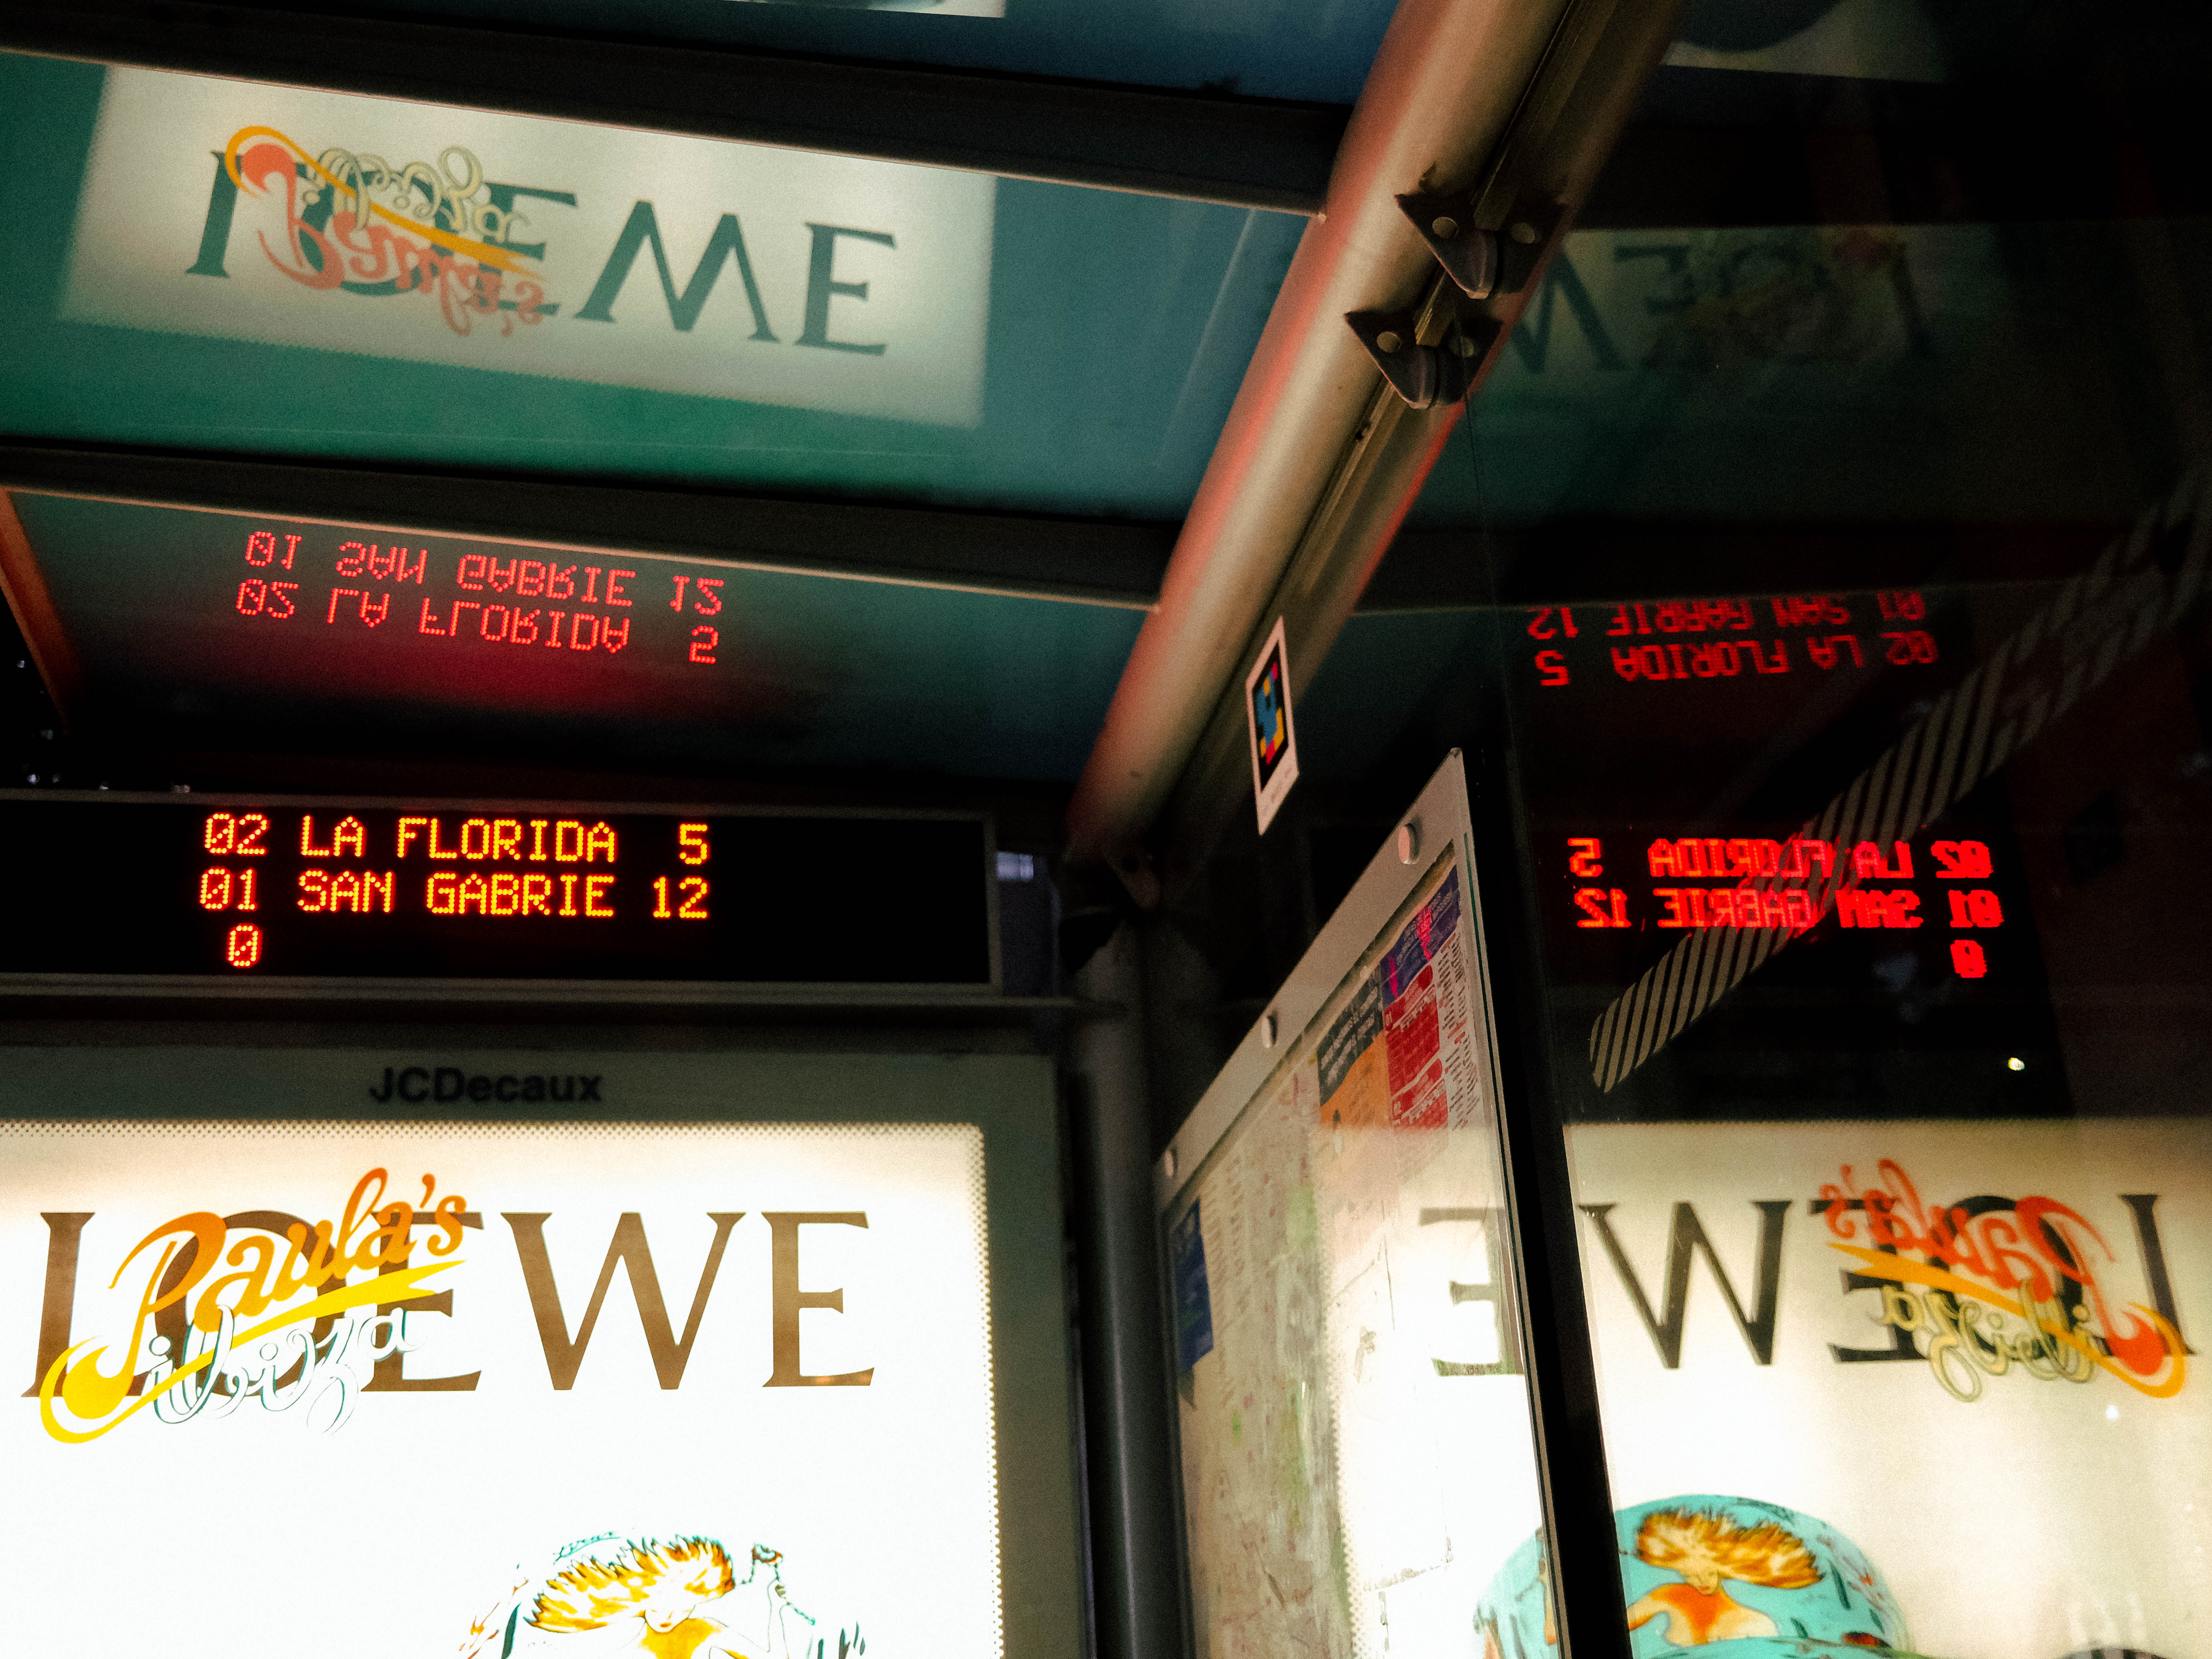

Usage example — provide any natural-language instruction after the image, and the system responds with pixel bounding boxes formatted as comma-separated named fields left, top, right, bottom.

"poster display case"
left=1164, top=459, right=2212, bottom=1657
left=0, top=1045, right=1083, bottom=1659
left=1156, top=756, right=1560, bottom=1659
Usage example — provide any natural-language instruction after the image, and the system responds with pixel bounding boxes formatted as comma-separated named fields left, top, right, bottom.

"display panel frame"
left=0, top=788, right=1002, bottom=1002
left=1153, top=752, right=1593, bottom=1659
left=1156, top=758, right=1490, bottom=1206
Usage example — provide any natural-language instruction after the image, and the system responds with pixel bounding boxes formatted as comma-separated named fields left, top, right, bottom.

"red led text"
left=1655, top=887, right=1822, bottom=929
left=333, top=543, right=426, bottom=584
left=1836, top=889, right=1923, bottom=929
left=669, top=576, right=725, bottom=615
left=417, top=601, right=631, bottom=653
left=1930, top=839, right=1993, bottom=878
left=300, top=814, right=368, bottom=858
left=426, top=870, right=616, bottom=918
left=396, top=816, right=618, bottom=863
left=244, top=531, right=301, bottom=570
left=204, top=812, right=270, bottom=856
left=236, top=579, right=300, bottom=620
left=1647, top=837, right=1835, bottom=879
left=297, top=869, right=396, bottom=913
left=1612, top=640, right=1790, bottom=681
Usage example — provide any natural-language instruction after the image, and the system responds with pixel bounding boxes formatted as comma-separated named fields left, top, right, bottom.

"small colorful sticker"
left=1170, top=1201, right=1216, bottom=1374
left=1245, top=615, right=1300, bottom=833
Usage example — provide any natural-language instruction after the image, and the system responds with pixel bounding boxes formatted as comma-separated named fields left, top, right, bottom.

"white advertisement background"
left=1569, top=1118, right=2212, bottom=1659
left=64, top=69, right=995, bottom=426
left=0, top=1120, right=997, bottom=1659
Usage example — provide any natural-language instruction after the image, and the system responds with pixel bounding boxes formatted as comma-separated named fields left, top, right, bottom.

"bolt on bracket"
left=1492, top=203, right=1564, bottom=296
left=1395, top=190, right=1499, bottom=298
left=1346, top=310, right=1489, bottom=409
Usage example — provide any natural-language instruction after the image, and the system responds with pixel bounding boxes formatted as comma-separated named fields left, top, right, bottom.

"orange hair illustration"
left=1624, top=1511, right=1818, bottom=1647
left=533, top=1538, right=737, bottom=1634
left=1634, top=1510, right=1818, bottom=1589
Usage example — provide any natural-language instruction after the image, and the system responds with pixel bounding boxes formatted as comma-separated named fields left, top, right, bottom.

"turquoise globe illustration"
left=1475, top=1495, right=1911, bottom=1657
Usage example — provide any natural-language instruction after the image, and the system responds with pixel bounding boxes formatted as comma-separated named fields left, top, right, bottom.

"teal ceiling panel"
left=0, top=53, right=1302, bottom=520
left=293, top=0, right=1399, bottom=106
left=1410, top=216, right=2212, bottom=528
left=9, top=493, right=1144, bottom=780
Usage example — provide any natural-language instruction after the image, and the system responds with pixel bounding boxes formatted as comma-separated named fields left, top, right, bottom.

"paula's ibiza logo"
left=190, top=121, right=901, bottom=357
left=203, top=125, right=560, bottom=336
left=36, top=1168, right=468, bottom=1444
left=1820, top=1159, right=2188, bottom=1402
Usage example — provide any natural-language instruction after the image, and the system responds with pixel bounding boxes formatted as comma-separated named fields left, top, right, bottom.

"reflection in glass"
left=5, top=494, right=1145, bottom=779
left=70, top=67, right=995, bottom=426
left=0, top=52, right=1303, bottom=518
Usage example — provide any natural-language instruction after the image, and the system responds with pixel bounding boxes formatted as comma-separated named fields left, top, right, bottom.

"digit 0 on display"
left=0, top=792, right=996, bottom=991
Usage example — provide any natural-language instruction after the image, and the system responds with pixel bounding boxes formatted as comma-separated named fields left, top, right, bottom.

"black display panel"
left=0, top=792, right=994, bottom=987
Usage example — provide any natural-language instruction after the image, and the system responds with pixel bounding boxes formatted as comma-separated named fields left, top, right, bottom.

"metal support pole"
left=1067, top=923, right=1181, bottom=1659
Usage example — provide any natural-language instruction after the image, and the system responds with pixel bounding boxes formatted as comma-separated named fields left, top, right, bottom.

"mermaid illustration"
left=1623, top=1508, right=1819, bottom=1646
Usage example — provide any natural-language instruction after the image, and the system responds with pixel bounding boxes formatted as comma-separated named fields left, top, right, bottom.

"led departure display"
left=0, top=793, right=993, bottom=986
left=1483, top=561, right=2093, bottom=1117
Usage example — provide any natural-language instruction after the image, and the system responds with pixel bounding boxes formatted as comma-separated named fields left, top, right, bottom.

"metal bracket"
left=1492, top=204, right=1564, bottom=296
left=1395, top=191, right=1499, bottom=298
left=1346, top=311, right=1491, bottom=409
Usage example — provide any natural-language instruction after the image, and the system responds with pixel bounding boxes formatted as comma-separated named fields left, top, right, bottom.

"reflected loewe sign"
left=1570, top=1119, right=2208, bottom=1659
left=65, top=69, right=994, bottom=426
left=3, top=1104, right=1006, bottom=1659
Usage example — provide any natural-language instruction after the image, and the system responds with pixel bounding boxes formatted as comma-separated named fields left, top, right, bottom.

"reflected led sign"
left=2, top=493, right=1078, bottom=773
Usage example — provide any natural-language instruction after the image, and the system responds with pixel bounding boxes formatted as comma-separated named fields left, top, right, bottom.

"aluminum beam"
left=1065, top=0, right=1690, bottom=880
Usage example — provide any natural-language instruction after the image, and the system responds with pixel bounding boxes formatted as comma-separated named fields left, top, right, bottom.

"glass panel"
left=3, top=494, right=1142, bottom=779
left=1279, top=7, right=2212, bottom=1655
left=0, top=54, right=1301, bottom=518
left=239, top=0, right=1399, bottom=104
left=1160, top=761, right=1557, bottom=1659
left=1413, top=208, right=2200, bottom=525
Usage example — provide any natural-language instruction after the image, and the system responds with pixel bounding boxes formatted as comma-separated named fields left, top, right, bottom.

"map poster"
left=0, top=1049, right=1054, bottom=1659
left=1168, top=852, right=1547, bottom=1659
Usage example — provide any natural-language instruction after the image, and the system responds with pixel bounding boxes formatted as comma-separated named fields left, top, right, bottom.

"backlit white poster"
left=1568, top=1118, right=2211, bottom=1659
left=1, top=1112, right=1000, bottom=1659
left=64, top=69, right=995, bottom=426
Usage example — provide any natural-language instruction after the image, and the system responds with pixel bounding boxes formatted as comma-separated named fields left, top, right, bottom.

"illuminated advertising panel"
left=64, top=69, right=994, bottom=427
left=0, top=1047, right=1080, bottom=1659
